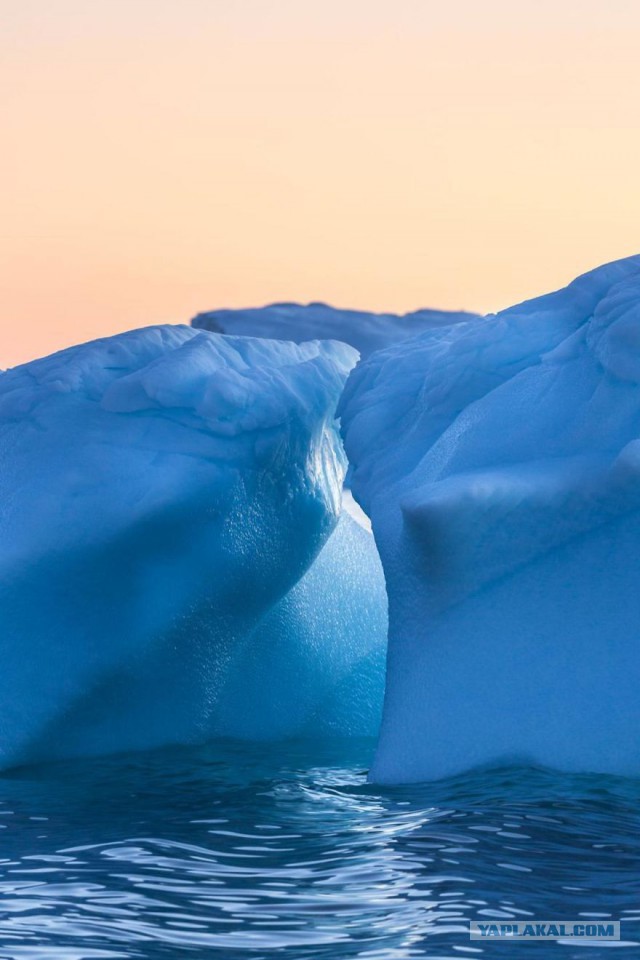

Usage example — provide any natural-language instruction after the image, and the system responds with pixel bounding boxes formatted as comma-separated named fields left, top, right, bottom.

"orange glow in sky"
left=2, top=0, right=639, bottom=367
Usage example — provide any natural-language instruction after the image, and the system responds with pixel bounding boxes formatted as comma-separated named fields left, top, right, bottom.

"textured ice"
left=340, top=255, right=640, bottom=783
left=0, top=326, right=386, bottom=768
left=192, top=302, right=478, bottom=359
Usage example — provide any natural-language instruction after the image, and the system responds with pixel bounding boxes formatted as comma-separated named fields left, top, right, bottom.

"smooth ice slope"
left=0, top=326, right=387, bottom=768
left=340, top=255, right=640, bottom=783
left=192, top=302, right=478, bottom=359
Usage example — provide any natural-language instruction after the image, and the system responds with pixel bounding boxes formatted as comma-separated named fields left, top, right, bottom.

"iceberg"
left=0, top=326, right=386, bottom=768
left=340, top=255, right=640, bottom=783
left=192, top=302, right=478, bottom=359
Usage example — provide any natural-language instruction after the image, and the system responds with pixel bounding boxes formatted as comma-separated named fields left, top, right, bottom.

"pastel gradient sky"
left=2, top=0, right=639, bottom=366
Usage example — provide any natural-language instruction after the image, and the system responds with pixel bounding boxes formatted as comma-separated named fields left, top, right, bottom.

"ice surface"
left=0, top=326, right=387, bottom=767
left=192, top=302, right=478, bottom=359
left=340, top=255, right=640, bottom=783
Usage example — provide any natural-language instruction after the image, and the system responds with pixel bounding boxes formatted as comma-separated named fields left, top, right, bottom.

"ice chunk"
left=192, top=302, right=478, bottom=359
left=339, top=255, right=640, bottom=783
left=0, top=326, right=387, bottom=767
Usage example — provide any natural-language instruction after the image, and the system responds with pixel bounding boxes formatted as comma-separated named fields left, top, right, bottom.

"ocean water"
left=0, top=739, right=638, bottom=959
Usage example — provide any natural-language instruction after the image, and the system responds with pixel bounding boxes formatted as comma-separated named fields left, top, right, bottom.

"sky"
left=2, top=0, right=640, bottom=367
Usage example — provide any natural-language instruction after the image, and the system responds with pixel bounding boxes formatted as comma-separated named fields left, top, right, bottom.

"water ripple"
left=0, top=740, right=637, bottom=958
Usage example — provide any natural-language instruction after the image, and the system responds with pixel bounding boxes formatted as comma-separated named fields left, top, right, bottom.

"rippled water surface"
left=0, top=739, right=638, bottom=958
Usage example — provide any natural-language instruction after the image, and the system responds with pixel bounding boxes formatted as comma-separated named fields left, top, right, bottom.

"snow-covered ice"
left=340, top=255, right=640, bottom=783
left=0, top=326, right=387, bottom=768
left=192, top=302, right=478, bottom=359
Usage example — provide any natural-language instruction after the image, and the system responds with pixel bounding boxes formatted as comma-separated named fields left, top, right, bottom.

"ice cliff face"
left=192, top=302, right=478, bottom=359
left=340, top=255, right=640, bottom=783
left=0, top=326, right=386, bottom=767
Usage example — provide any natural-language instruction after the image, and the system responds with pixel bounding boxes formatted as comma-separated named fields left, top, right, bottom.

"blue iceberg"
left=0, top=326, right=387, bottom=768
left=192, top=302, right=478, bottom=359
left=340, top=255, right=640, bottom=783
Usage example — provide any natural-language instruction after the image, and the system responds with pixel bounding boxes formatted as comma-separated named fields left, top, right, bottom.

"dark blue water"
left=0, top=739, right=638, bottom=959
